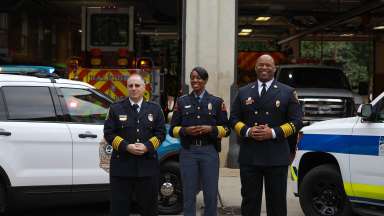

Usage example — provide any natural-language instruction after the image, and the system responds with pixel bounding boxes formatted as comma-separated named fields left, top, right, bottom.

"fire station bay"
left=0, top=0, right=384, bottom=216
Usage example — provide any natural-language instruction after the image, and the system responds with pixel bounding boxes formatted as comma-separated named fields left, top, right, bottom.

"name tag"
left=119, top=115, right=127, bottom=121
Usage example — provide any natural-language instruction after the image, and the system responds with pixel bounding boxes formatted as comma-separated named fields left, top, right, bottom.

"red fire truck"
left=67, top=6, right=160, bottom=102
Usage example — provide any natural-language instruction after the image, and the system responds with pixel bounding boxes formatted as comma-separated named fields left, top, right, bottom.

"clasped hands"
left=127, top=143, right=148, bottom=155
left=248, top=124, right=273, bottom=141
left=184, top=125, right=212, bottom=136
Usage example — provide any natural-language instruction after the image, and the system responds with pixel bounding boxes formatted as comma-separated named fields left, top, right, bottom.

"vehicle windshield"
left=90, top=14, right=129, bottom=46
left=277, top=67, right=351, bottom=89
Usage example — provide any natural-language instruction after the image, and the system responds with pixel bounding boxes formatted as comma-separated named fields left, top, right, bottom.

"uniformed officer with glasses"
left=104, top=73, right=166, bottom=216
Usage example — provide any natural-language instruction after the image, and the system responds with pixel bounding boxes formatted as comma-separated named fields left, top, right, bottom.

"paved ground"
left=13, top=168, right=304, bottom=216
left=214, top=168, right=304, bottom=216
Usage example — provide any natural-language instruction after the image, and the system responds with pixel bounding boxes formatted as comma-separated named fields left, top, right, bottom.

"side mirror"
left=358, top=104, right=373, bottom=119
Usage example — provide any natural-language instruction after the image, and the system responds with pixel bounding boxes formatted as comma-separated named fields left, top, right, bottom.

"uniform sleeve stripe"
left=280, top=123, right=294, bottom=138
left=172, top=126, right=182, bottom=138
left=289, top=122, right=296, bottom=133
left=234, top=122, right=246, bottom=136
left=149, top=136, right=160, bottom=149
left=112, top=136, right=124, bottom=150
left=217, top=126, right=227, bottom=138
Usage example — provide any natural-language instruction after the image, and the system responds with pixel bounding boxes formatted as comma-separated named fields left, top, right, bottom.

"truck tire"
left=158, top=161, right=183, bottom=214
left=299, top=164, right=353, bottom=216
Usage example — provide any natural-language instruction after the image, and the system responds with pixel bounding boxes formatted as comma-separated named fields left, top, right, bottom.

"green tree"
left=300, top=40, right=372, bottom=93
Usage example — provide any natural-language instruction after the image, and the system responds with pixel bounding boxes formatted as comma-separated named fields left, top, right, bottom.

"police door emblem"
left=148, top=113, right=154, bottom=122
left=105, top=145, right=113, bottom=154
left=99, top=139, right=111, bottom=173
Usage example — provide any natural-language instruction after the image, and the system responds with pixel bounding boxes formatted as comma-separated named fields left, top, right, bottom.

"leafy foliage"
left=300, top=41, right=372, bottom=93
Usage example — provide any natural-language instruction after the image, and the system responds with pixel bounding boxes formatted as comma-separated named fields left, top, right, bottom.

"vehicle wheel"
left=0, top=182, right=6, bottom=215
left=299, top=164, right=353, bottom=216
left=158, top=161, right=183, bottom=214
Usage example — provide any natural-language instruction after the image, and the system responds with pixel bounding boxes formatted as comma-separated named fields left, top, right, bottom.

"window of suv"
left=278, top=68, right=351, bottom=89
left=0, top=90, right=6, bottom=120
left=2, top=86, right=57, bottom=121
left=60, top=88, right=110, bottom=124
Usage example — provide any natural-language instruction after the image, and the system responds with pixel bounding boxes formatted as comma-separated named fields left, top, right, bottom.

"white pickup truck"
left=276, top=64, right=364, bottom=125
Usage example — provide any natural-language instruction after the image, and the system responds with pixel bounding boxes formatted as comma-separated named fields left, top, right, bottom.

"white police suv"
left=0, top=66, right=111, bottom=212
left=291, top=91, right=384, bottom=216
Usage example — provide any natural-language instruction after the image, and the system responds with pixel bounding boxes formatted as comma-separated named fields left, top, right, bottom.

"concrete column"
left=184, top=0, right=236, bottom=167
left=374, top=38, right=384, bottom=97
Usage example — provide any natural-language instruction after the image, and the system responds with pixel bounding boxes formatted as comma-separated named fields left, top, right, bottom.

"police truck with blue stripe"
left=291, top=92, right=384, bottom=216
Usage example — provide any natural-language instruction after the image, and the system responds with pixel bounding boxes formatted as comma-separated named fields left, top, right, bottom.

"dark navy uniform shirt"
left=104, top=98, right=165, bottom=177
left=230, top=80, right=303, bottom=166
left=169, top=91, right=230, bottom=151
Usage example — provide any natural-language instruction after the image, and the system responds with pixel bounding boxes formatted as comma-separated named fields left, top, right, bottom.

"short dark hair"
left=191, top=66, right=209, bottom=80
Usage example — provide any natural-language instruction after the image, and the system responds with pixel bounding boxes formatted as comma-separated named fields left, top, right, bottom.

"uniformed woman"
left=169, top=66, right=230, bottom=216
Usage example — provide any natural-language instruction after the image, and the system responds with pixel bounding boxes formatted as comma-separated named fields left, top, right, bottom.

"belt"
left=190, top=139, right=211, bottom=147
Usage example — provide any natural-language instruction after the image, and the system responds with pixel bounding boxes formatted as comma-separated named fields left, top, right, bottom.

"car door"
left=350, top=93, right=384, bottom=204
left=55, top=84, right=111, bottom=185
left=0, top=83, right=72, bottom=187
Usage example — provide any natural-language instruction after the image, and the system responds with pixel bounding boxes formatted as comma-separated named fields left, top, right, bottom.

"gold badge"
left=245, top=97, right=254, bottom=105
left=148, top=113, right=154, bottom=122
left=276, top=100, right=280, bottom=108
left=208, top=103, right=212, bottom=111
left=119, top=115, right=127, bottom=121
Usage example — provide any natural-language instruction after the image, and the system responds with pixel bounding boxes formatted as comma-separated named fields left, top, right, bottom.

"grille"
left=299, top=97, right=354, bottom=122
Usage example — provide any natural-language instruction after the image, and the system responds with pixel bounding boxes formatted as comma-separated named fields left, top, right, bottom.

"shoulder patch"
left=147, top=101, right=158, bottom=106
left=115, top=98, right=127, bottom=104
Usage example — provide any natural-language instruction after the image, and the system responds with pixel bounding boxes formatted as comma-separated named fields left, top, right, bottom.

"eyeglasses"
left=128, top=84, right=142, bottom=88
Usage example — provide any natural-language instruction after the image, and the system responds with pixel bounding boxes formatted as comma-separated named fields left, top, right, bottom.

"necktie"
left=196, top=96, right=201, bottom=103
left=261, top=83, right=267, bottom=97
left=132, top=104, right=139, bottom=114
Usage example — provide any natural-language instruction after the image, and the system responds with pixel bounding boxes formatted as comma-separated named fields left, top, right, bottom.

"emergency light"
left=0, top=65, right=56, bottom=74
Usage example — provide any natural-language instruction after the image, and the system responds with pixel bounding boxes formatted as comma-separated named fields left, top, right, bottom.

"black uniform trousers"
left=240, top=165, right=288, bottom=216
left=110, top=175, right=159, bottom=216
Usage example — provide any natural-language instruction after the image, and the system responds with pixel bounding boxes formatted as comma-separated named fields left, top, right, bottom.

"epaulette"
left=275, top=81, right=293, bottom=91
left=114, top=97, right=127, bottom=104
left=147, top=100, right=161, bottom=107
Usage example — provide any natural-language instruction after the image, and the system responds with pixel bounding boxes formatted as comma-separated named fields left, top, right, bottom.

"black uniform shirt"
left=169, top=91, right=230, bottom=151
left=230, top=80, right=303, bottom=166
left=104, top=98, right=165, bottom=177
